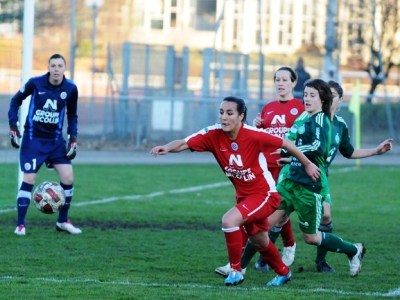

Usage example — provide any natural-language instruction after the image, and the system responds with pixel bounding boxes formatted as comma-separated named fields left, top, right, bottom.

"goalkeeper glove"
left=9, top=124, right=21, bottom=149
left=66, top=135, right=78, bottom=160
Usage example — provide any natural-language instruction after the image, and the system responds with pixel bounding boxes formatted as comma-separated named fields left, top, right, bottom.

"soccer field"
left=1, top=163, right=399, bottom=299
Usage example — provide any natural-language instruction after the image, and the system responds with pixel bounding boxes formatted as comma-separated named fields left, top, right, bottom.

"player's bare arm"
left=351, top=138, right=393, bottom=159
left=150, top=139, right=189, bottom=156
left=281, top=139, right=320, bottom=181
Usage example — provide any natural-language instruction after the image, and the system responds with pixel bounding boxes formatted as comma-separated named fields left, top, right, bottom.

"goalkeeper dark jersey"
left=326, top=114, right=354, bottom=168
left=288, top=111, right=331, bottom=192
left=8, top=73, right=78, bottom=140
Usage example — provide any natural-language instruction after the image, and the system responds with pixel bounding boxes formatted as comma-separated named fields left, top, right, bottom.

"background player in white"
left=151, top=96, right=320, bottom=287
left=8, top=53, right=81, bottom=236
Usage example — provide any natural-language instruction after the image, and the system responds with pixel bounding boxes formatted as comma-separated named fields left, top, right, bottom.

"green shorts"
left=321, top=176, right=331, bottom=205
left=277, top=179, right=324, bottom=234
left=277, top=164, right=290, bottom=185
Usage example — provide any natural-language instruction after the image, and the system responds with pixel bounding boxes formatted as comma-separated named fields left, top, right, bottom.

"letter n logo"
left=229, top=154, right=243, bottom=168
left=43, top=99, right=57, bottom=111
left=271, top=114, right=286, bottom=126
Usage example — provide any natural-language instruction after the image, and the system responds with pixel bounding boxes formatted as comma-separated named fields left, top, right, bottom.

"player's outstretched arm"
left=281, top=139, right=320, bottom=181
left=351, top=138, right=393, bottom=159
left=150, top=139, right=189, bottom=157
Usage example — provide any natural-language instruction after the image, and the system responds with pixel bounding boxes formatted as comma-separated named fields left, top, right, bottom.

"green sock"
left=241, top=240, right=257, bottom=269
left=316, top=222, right=333, bottom=263
left=268, top=226, right=282, bottom=243
left=320, top=232, right=357, bottom=257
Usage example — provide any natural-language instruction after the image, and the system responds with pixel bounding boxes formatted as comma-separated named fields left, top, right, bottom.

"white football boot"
left=215, top=262, right=246, bottom=277
left=282, top=243, right=296, bottom=266
left=14, top=225, right=26, bottom=236
left=56, top=220, right=82, bottom=234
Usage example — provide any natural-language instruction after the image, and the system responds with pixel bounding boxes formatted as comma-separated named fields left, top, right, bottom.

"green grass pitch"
left=0, top=163, right=399, bottom=299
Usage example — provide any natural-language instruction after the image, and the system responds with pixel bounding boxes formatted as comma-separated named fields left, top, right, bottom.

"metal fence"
left=1, top=92, right=399, bottom=150
left=1, top=43, right=399, bottom=150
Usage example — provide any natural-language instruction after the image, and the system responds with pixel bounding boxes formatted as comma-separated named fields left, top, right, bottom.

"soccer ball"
left=33, top=181, right=65, bottom=214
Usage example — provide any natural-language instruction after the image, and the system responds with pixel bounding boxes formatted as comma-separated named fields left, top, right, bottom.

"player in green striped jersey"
left=314, top=81, right=393, bottom=273
left=263, top=80, right=392, bottom=275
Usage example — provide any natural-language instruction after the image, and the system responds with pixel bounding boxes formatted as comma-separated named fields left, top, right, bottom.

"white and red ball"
left=33, top=181, right=65, bottom=214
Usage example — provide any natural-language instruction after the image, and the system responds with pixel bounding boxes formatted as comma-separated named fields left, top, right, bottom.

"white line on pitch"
left=0, top=276, right=399, bottom=298
left=0, top=182, right=230, bottom=213
left=0, top=166, right=359, bottom=214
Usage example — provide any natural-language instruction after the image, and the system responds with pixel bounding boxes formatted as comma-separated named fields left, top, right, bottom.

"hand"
left=376, top=138, right=393, bottom=155
left=270, top=148, right=282, bottom=155
left=277, top=157, right=291, bottom=166
left=252, top=113, right=263, bottom=127
left=9, top=124, right=21, bottom=149
left=66, top=136, right=77, bottom=160
left=150, top=146, right=168, bottom=157
left=304, top=162, right=320, bottom=182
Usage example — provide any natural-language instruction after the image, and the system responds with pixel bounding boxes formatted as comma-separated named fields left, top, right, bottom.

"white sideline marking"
left=73, top=181, right=231, bottom=206
left=0, top=276, right=399, bottom=297
left=0, top=182, right=230, bottom=214
left=0, top=167, right=357, bottom=214
left=331, top=166, right=357, bottom=173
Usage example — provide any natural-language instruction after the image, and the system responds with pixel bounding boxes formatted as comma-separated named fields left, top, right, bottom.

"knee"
left=22, top=174, right=36, bottom=185
left=221, top=207, right=243, bottom=228
left=221, top=213, right=237, bottom=228
left=321, top=214, right=332, bottom=224
left=221, top=217, right=230, bottom=229
left=60, top=175, right=73, bottom=185
left=277, top=215, right=289, bottom=227
left=302, top=234, right=319, bottom=245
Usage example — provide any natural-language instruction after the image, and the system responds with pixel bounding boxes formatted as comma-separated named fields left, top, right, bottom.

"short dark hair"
left=274, top=66, right=298, bottom=82
left=223, top=96, right=247, bottom=123
left=304, top=79, right=332, bottom=119
left=48, top=53, right=66, bottom=64
left=328, top=80, right=343, bottom=98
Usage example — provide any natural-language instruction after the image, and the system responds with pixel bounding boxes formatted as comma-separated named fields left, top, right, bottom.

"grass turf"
left=0, top=163, right=399, bottom=299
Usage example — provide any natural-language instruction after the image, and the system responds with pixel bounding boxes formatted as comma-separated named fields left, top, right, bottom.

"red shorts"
left=236, top=192, right=281, bottom=236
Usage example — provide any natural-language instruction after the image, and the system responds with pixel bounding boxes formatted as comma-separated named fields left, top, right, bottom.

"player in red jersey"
left=250, top=66, right=305, bottom=269
left=150, top=96, right=320, bottom=287
left=216, top=67, right=303, bottom=275
left=214, top=67, right=304, bottom=276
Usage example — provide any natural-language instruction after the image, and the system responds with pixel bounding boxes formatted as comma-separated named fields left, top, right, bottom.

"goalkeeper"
left=8, top=53, right=81, bottom=236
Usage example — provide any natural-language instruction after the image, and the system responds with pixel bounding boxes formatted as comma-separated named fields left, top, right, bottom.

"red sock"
left=223, top=227, right=243, bottom=271
left=280, top=219, right=295, bottom=247
left=240, top=226, right=248, bottom=248
left=259, top=242, right=290, bottom=276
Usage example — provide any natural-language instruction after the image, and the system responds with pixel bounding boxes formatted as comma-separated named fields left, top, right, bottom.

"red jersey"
left=258, top=98, right=304, bottom=168
left=185, top=123, right=283, bottom=198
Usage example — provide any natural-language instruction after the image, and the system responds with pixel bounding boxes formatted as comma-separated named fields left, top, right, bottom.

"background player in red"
left=246, top=67, right=304, bottom=272
left=150, top=96, right=320, bottom=287
left=8, top=53, right=81, bottom=236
